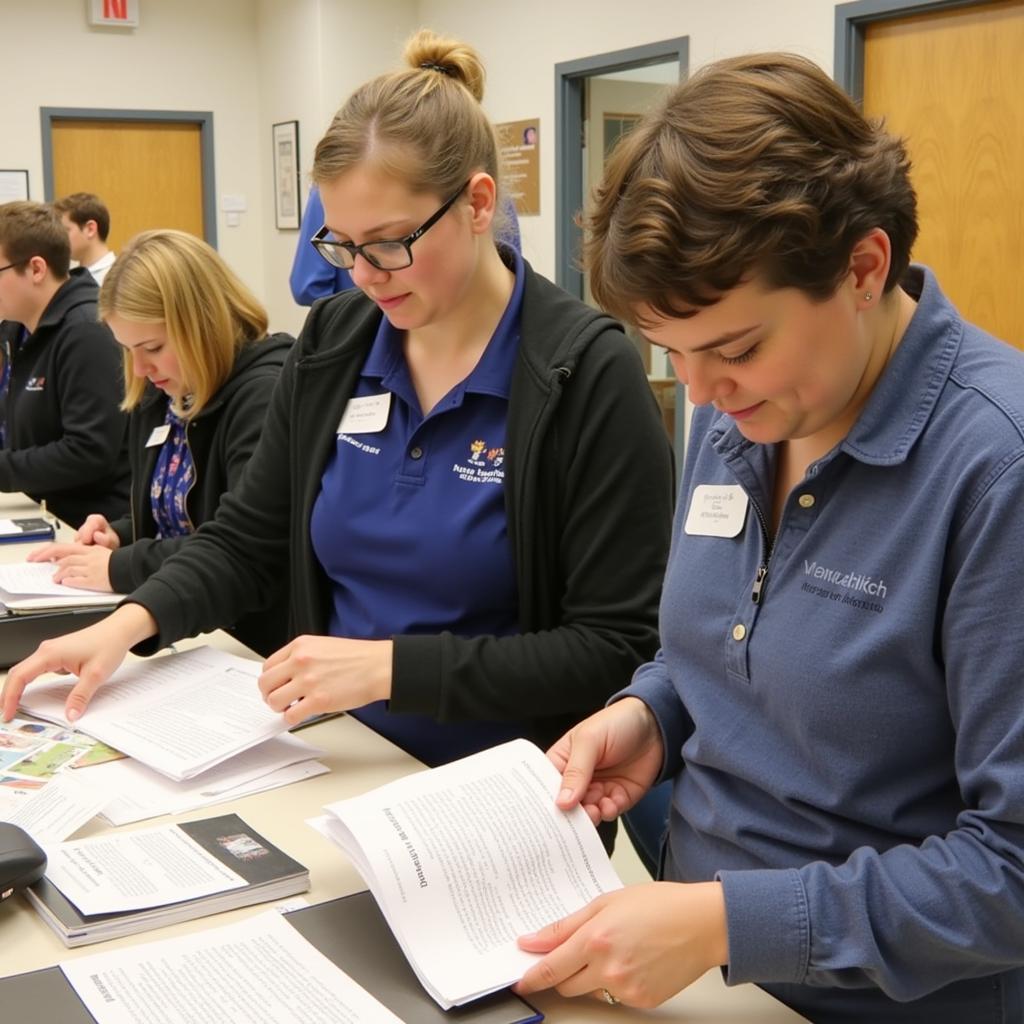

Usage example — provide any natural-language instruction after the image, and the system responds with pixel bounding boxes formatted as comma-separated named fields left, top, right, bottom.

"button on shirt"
left=310, top=249, right=526, bottom=765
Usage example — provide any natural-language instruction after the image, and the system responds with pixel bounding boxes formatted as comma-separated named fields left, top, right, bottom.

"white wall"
left=1, top=0, right=267, bottom=305
left=3, top=0, right=839, bottom=326
left=256, top=0, right=418, bottom=337
left=417, top=0, right=837, bottom=278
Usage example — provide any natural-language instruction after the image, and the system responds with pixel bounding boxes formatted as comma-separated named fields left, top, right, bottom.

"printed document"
left=91, top=734, right=328, bottom=825
left=45, top=821, right=247, bottom=915
left=60, top=910, right=405, bottom=1024
left=312, top=737, right=623, bottom=1008
left=0, top=561, right=122, bottom=602
left=18, top=647, right=288, bottom=780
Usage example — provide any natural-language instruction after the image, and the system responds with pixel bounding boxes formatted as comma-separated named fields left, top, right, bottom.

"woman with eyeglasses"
left=2, top=31, right=673, bottom=787
left=26, top=229, right=293, bottom=656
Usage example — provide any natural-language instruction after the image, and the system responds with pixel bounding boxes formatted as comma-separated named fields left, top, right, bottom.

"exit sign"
left=88, top=0, right=139, bottom=27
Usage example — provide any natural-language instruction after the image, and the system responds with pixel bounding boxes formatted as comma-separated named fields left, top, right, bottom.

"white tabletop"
left=0, top=492, right=805, bottom=1022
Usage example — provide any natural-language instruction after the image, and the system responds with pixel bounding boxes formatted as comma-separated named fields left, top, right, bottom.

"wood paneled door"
left=50, top=117, right=207, bottom=254
left=862, top=0, right=1024, bottom=348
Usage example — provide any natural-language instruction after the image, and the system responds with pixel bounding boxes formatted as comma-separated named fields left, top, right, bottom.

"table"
left=0, top=492, right=805, bottom=1022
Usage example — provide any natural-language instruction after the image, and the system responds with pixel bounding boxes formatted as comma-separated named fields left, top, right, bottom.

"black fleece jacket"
left=108, top=334, right=293, bottom=655
left=129, top=262, right=675, bottom=751
left=0, top=269, right=129, bottom=528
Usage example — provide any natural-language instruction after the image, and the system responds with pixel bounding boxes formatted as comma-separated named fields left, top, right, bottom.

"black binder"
left=0, top=890, right=543, bottom=1023
left=0, top=606, right=112, bottom=669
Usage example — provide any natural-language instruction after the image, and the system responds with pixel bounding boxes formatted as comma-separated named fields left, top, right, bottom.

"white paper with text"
left=60, top=910, right=404, bottom=1024
left=316, top=738, right=622, bottom=1007
left=45, top=821, right=247, bottom=914
left=18, top=647, right=287, bottom=780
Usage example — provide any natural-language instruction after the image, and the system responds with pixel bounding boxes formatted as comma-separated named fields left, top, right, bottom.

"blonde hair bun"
left=404, top=29, right=485, bottom=103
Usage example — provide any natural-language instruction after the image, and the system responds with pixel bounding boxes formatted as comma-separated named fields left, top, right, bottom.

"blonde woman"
left=31, top=230, right=292, bottom=655
left=6, top=33, right=673, bottom=798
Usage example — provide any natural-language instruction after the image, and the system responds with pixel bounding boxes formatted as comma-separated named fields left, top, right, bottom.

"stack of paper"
left=18, top=647, right=290, bottom=781
left=90, top=734, right=329, bottom=825
left=310, top=738, right=624, bottom=1009
left=0, top=562, right=123, bottom=612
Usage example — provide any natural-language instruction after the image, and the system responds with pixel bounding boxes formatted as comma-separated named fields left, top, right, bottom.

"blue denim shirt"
left=627, top=267, right=1024, bottom=1016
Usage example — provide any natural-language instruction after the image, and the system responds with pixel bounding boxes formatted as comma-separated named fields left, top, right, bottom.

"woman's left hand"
left=515, top=881, right=729, bottom=1009
left=258, top=635, right=394, bottom=726
left=30, top=543, right=114, bottom=592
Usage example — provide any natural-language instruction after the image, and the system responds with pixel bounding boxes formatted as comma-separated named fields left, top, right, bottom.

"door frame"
left=554, top=38, right=688, bottom=299
left=40, top=107, right=217, bottom=247
left=835, top=0, right=989, bottom=98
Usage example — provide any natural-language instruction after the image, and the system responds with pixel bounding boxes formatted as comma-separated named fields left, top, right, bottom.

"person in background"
left=53, top=193, right=116, bottom=286
left=0, top=201, right=128, bottom=528
left=29, top=230, right=293, bottom=657
left=290, top=184, right=522, bottom=306
left=2, top=32, right=674, bottom=826
left=515, top=53, right=1024, bottom=1021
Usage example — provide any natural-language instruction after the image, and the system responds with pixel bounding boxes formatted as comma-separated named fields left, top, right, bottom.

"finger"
left=64, top=670, right=108, bottom=722
left=263, top=675, right=306, bottom=713
left=257, top=658, right=292, bottom=700
left=27, top=544, right=76, bottom=562
left=518, top=900, right=600, bottom=953
left=516, top=918, right=597, bottom=995
left=2, top=648, right=68, bottom=720
left=93, top=530, right=117, bottom=550
left=557, top=730, right=604, bottom=809
left=260, top=641, right=293, bottom=675
left=76, top=515, right=108, bottom=544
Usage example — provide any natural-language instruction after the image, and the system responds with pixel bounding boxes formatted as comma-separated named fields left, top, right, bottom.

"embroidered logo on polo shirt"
left=453, top=439, right=505, bottom=484
left=338, top=432, right=382, bottom=456
left=799, top=559, right=888, bottom=614
left=25, top=376, right=46, bottom=392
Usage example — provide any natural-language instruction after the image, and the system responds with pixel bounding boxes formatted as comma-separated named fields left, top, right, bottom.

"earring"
left=864, top=291, right=873, bottom=302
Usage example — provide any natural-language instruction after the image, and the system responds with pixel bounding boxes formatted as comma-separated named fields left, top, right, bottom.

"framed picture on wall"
left=0, top=170, right=30, bottom=203
left=272, top=121, right=301, bottom=230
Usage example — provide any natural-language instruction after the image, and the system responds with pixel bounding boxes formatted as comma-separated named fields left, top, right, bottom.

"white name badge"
left=337, top=393, right=391, bottom=435
left=684, top=484, right=749, bottom=538
left=145, top=424, right=171, bottom=448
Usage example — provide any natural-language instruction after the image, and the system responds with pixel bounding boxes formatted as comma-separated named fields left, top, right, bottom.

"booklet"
left=25, top=813, right=309, bottom=946
left=17, top=646, right=288, bottom=781
left=310, top=738, right=623, bottom=1009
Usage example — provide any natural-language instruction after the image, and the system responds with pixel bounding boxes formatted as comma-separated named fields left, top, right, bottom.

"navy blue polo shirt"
left=310, top=249, right=526, bottom=766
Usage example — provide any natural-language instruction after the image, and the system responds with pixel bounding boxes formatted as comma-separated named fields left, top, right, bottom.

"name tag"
left=145, top=424, right=171, bottom=447
left=337, top=393, right=391, bottom=435
left=684, top=484, right=749, bottom=538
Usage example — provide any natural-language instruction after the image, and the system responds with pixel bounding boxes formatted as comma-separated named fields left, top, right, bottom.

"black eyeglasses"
left=0, top=260, right=28, bottom=275
left=311, top=180, right=470, bottom=272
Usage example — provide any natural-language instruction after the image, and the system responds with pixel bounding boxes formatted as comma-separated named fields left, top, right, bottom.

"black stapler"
left=0, top=823, right=47, bottom=902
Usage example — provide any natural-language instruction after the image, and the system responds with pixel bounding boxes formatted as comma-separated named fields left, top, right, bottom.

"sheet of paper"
left=8, top=772, right=110, bottom=844
left=319, top=738, right=623, bottom=1006
left=0, top=518, right=23, bottom=536
left=89, top=734, right=327, bottom=825
left=19, top=647, right=287, bottom=780
left=60, top=910, right=404, bottom=1024
left=45, top=821, right=247, bottom=915
left=0, top=561, right=117, bottom=597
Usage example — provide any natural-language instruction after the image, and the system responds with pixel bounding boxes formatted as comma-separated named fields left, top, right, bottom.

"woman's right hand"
left=74, top=514, right=121, bottom=550
left=0, top=604, right=158, bottom=723
left=549, top=696, right=665, bottom=825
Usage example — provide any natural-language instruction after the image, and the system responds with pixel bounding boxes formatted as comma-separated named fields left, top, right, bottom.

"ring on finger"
left=601, top=988, right=620, bottom=1006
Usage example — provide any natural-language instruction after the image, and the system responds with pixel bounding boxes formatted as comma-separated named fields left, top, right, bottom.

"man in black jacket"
left=0, top=202, right=129, bottom=528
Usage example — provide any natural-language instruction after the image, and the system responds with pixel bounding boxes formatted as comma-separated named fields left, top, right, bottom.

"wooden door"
left=51, top=119, right=205, bottom=254
left=862, top=0, right=1024, bottom=348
